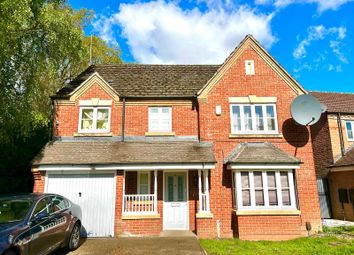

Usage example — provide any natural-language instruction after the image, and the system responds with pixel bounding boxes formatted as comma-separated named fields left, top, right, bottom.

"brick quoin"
left=34, top=41, right=322, bottom=240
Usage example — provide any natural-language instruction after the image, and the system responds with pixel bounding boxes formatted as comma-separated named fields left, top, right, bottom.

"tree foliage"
left=0, top=0, right=122, bottom=193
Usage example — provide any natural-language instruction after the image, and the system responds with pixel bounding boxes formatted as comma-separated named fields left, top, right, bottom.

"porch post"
left=154, top=170, right=157, bottom=213
left=198, top=169, right=202, bottom=212
left=204, top=169, right=210, bottom=212
left=122, top=170, right=126, bottom=215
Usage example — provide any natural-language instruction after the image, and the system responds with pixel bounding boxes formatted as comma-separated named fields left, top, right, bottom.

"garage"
left=45, top=172, right=116, bottom=237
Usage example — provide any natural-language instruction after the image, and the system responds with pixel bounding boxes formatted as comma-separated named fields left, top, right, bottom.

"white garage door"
left=46, top=173, right=116, bottom=237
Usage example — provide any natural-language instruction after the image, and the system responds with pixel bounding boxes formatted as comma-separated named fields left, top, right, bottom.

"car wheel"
left=68, top=222, right=81, bottom=251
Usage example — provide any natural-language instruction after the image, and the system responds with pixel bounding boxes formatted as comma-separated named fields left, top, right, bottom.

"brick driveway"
left=52, top=236, right=206, bottom=255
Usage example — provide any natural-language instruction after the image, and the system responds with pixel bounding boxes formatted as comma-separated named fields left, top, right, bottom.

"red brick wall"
left=54, top=84, right=122, bottom=137
left=236, top=215, right=302, bottom=240
left=310, top=114, right=334, bottom=178
left=197, top=46, right=322, bottom=239
left=54, top=84, right=198, bottom=137
left=33, top=171, right=45, bottom=192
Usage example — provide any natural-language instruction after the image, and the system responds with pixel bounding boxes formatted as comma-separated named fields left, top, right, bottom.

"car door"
left=50, top=195, right=73, bottom=245
left=27, top=197, right=54, bottom=255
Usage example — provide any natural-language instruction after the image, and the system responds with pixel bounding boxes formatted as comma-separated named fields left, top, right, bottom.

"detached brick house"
left=311, top=92, right=354, bottom=221
left=31, top=35, right=322, bottom=240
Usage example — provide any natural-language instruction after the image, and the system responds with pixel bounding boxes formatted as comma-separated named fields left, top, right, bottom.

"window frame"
left=230, top=104, right=279, bottom=134
left=345, top=121, right=354, bottom=141
left=234, top=169, right=297, bottom=211
left=148, top=107, right=172, bottom=133
left=137, top=172, right=151, bottom=195
left=78, top=106, right=111, bottom=133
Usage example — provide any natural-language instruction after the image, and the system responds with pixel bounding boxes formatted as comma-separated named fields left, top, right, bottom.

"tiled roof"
left=54, top=64, right=220, bottom=98
left=224, top=142, right=301, bottom=164
left=32, top=140, right=216, bottom=165
left=311, top=91, right=354, bottom=114
left=333, top=146, right=354, bottom=168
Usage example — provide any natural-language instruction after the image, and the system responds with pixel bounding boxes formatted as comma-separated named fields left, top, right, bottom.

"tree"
left=0, top=0, right=122, bottom=193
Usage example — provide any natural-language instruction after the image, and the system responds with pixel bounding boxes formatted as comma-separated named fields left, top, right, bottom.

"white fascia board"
left=228, top=164, right=300, bottom=170
left=38, top=163, right=216, bottom=171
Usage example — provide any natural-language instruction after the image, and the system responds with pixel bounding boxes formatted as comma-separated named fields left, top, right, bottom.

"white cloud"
left=256, top=0, right=354, bottom=12
left=293, top=25, right=346, bottom=60
left=93, top=0, right=275, bottom=64
left=293, top=25, right=348, bottom=74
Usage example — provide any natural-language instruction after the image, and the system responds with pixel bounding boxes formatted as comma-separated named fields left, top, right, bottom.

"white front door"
left=46, top=173, right=116, bottom=237
left=163, top=172, right=189, bottom=230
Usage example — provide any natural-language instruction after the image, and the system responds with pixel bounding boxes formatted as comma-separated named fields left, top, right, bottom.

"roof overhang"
left=330, top=165, right=354, bottom=172
left=227, top=163, right=301, bottom=170
left=35, top=163, right=216, bottom=171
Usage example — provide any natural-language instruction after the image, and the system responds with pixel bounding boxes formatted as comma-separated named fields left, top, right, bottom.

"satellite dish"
left=291, top=94, right=322, bottom=126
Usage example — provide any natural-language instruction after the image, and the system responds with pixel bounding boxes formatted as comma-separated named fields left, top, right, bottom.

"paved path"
left=323, top=219, right=354, bottom=227
left=52, top=236, right=205, bottom=255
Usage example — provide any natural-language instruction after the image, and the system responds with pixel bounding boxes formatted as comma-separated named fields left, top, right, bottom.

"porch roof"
left=32, top=140, right=216, bottom=166
left=332, top=146, right=354, bottom=168
left=224, top=142, right=301, bottom=165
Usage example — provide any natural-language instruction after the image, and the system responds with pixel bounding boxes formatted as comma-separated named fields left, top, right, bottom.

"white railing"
left=123, top=194, right=156, bottom=214
left=200, top=193, right=210, bottom=212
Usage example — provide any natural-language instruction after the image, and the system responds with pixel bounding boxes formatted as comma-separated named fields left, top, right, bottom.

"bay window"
left=230, top=104, right=278, bottom=134
left=234, top=170, right=297, bottom=210
left=78, top=107, right=110, bottom=133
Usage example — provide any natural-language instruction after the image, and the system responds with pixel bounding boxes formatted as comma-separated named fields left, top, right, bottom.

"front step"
left=160, top=230, right=197, bottom=237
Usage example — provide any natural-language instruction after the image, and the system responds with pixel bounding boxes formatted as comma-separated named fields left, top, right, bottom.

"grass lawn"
left=200, top=226, right=354, bottom=255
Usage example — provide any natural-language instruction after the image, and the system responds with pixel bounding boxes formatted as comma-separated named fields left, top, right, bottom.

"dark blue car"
left=0, top=193, right=82, bottom=255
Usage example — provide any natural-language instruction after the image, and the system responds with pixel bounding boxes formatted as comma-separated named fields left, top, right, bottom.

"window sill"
left=74, top=132, right=112, bottom=137
left=145, top=132, right=175, bottom=137
left=229, top=133, right=283, bottom=139
left=196, top=212, right=214, bottom=219
left=122, top=213, right=160, bottom=220
left=233, top=209, right=301, bottom=216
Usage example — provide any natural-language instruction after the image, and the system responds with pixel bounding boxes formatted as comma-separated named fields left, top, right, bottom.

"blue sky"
left=69, top=0, right=354, bottom=93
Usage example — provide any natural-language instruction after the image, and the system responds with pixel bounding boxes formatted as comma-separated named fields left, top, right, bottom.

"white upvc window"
left=148, top=107, right=172, bottom=132
left=78, top=107, right=110, bottom=133
left=137, top=172, right=150, bottom=194
left=230, top=104, right=278, bottom=134
left=345, top=121, right=354, bottom=141
left=234, top=170, right=297, bottom=210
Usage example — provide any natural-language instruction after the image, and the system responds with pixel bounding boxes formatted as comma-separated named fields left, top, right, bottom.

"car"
left=0, top=193, right=82, bottom=255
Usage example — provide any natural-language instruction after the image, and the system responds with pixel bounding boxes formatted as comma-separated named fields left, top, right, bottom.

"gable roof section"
left=197, top=35, right=307, bottom=99
left=311, top=91, right=354, bottom=114
left=224, top=142, right=301, bottom=165
left=32, top=140, right=216, bottom=165
left=54, top=64, right=220, bottom=99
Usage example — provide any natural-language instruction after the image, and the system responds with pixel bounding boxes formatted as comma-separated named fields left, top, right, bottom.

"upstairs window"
left=346, top=121, right=354, bottom=141
left=230, top=104, right=278, bottom=134
left=148, top=107, right=172, bottom=132
left=79, top=107, right=110, bottom=133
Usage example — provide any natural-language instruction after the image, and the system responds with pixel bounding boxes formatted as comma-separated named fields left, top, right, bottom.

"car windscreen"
left=0, top=198, right=33, bottom=223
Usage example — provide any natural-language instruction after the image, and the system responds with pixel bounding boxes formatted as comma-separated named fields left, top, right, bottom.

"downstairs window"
left=234, top=170, right=297, bottom=210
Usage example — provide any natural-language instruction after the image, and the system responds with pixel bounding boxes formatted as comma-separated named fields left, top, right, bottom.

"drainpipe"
left=49, top=97, right=54, bottom=141
left=337, top=113, right=345, bottom=156
left=121, top=97, right=126, bottom=142
left=196, top=98, right=201, bottom=143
